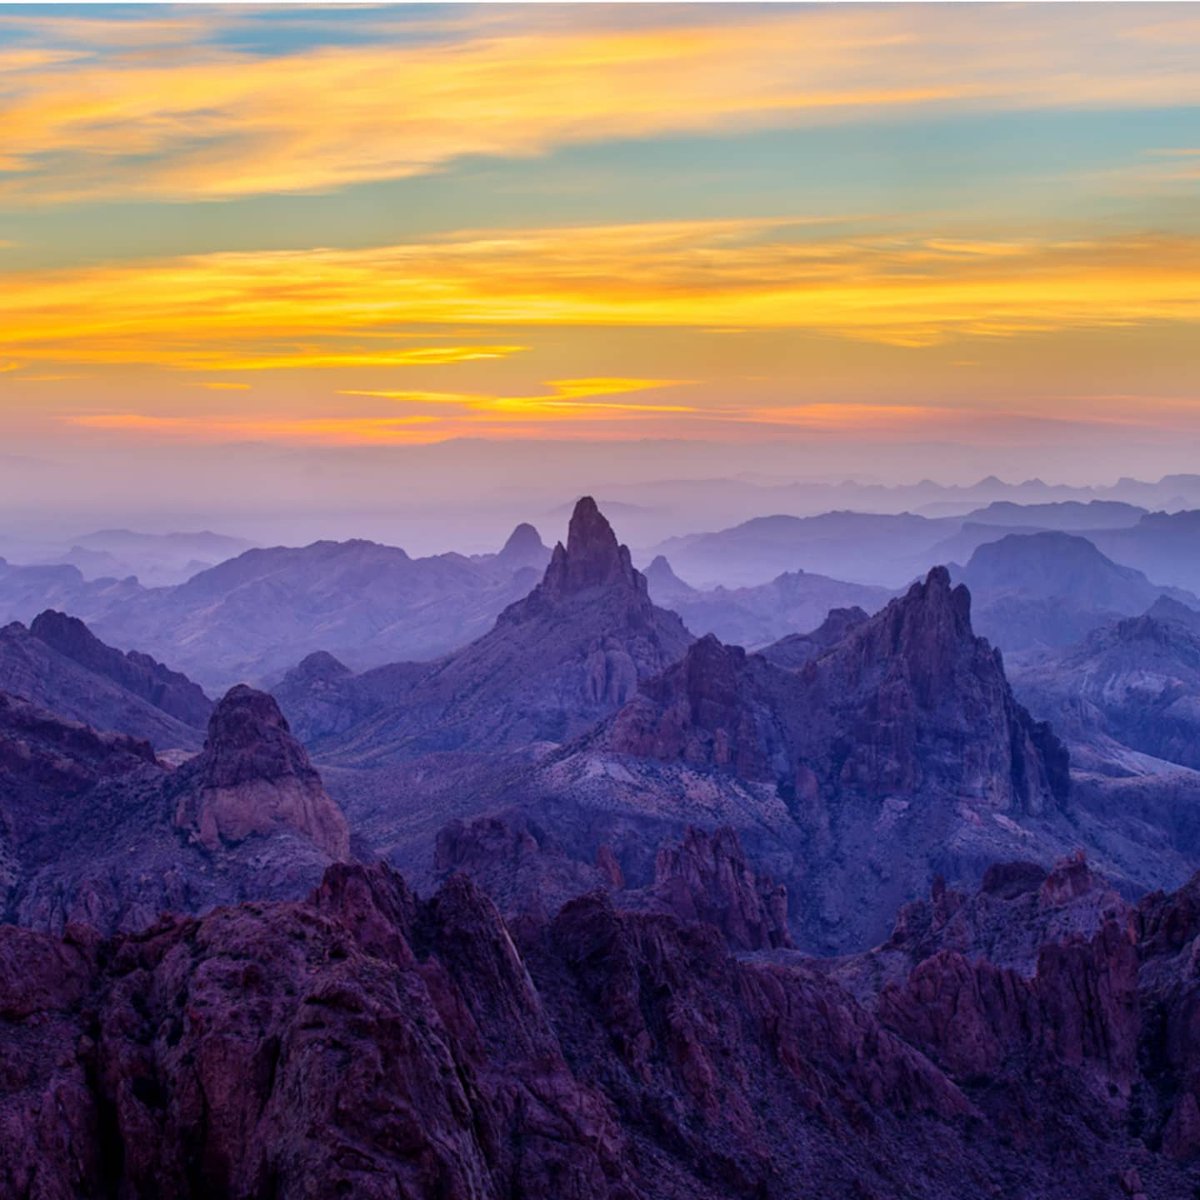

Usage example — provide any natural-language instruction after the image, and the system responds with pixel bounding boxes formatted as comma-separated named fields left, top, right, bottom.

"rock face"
left=610, top=568, right=1068, bottom=815
left=533, top=567, right=1074, bottom=950
left=9, top=857, right=1200, bottom=1198
left=0, top=615, right=207, bottom=750
left=791, top=567, right=1070, bottom=815
left=173, top=685, right=350, bottom=859
left=0, top=686, right=347, bottom=933
left=322, top=497, right=693, bottom=759
left=649, top=825, right=793, bottom=950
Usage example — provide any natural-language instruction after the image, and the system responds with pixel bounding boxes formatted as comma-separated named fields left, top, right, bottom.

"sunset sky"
left=1, top=2, right=1199, bottom=463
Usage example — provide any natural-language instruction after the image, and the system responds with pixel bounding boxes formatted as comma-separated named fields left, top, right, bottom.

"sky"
left=1, top=2, right=1199, bottom=532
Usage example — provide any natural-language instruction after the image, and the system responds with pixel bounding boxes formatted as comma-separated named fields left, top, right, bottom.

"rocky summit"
left=172, top=684, right=350, bottom=859
left=0, top=685, right=349, bottom=934
left=517, top=566, right=1077, bottom=950
left=300, top=496, right=693, bottom=759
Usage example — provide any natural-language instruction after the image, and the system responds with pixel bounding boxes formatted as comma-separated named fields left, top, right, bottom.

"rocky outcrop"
left=30, top=608, right=213, bottom=726
left=0, top=687, right=347, bottom=933
left=608, top=635, right=777, bottom=779
left=172, top=685, right=349, bottom=859
left=10, top=857, right=1200, bottom=1197
left=649, top=825, right=792, bottom=950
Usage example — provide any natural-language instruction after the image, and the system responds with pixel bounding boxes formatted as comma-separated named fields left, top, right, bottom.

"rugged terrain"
left=958, top=530, right=1196, bottom=652
left=4, top=838, right=1200, bottom=1198
left=0, top=610, right=211, bottom=750
left=0, top=685, right=348, bottom=933
left=282, top=498, right=693, bottom=758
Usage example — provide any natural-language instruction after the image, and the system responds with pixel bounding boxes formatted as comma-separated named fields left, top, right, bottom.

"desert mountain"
left=1, top=526, right=554, bottom=692
left=297, top=497, right=693, bottom=760
left=758, top=605, right=870, bottom=668
left=651, top=510, right=949, bottom=587
left=1013, top=607, right=1200, bottom=773
left=43, top=528, right=257, bottom=586
left=0, top=611, right=210, bottom=750
left=0, top=556, right=142, bottom=627
left=0, top=685, right=348, bottom=933
left=499, top=567, right=1081, bottom=950
left=1091, top=509, right=1200, bottom=593
left=93, top=533, right=548, bottom=689
left=960, top=498, right=1148, bottom=529
left=488, top=520, right=551, bottom=571
left=644, top=558, right=891, bottom=648
left=959, top=530, right=1196, bottom=651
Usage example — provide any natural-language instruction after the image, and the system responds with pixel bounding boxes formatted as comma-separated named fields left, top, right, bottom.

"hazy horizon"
left=2, top=2, right=1198, bottom=532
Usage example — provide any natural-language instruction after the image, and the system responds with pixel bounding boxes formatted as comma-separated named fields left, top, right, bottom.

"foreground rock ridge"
left=4, top=850, right=1200, bottom=1198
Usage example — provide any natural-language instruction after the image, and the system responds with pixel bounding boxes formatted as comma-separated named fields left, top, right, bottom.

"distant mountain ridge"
left=959, top=530, right=1198, bottom=651
left=0, top=612, right=209, bottom=750
left=1, top=526, right=557, bottom=690
left=644, top=557, right=892, bottom=648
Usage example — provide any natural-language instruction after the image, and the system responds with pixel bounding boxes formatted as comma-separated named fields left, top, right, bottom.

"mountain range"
left=8, top=493, right=1200, bottom=1195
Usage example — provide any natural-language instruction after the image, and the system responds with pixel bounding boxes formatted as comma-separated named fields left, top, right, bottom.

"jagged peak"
left=540, top=496, right=641, bottom=599
left=886, top=566, right=973, bottom=641
left=29, top=608, right=94, bottom=645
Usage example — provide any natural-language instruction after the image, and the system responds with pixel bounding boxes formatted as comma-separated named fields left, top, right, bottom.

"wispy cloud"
left=3, top=6, right=1200, bottom=203
left=3, top=219, right=1198, bottom=373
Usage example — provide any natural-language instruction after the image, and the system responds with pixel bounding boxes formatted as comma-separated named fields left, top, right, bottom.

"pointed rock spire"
left=542, top=496, right=641, bottom=599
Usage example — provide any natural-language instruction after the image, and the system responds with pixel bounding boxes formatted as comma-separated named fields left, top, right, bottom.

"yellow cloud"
left=338, top=377, right=694, bottom=417
left=3, top=220, right=1199, bottom=373
left=2, top=6, right=1200, bottom=202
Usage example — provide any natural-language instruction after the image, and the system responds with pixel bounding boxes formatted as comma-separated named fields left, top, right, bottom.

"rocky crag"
left=4, top=844, right=1200, bottom=1198
left=0, top=686, right=348, bottom=933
